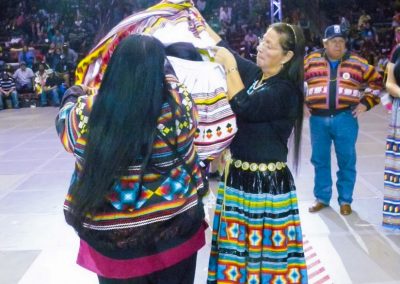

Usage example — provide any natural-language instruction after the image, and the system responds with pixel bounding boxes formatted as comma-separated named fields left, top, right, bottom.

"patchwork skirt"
left=207, top=162, right=308, bottom=283
left=383, top=97, right=400, bottom=229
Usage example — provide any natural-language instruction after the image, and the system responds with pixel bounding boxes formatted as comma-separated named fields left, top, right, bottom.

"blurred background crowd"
left=0, top=0, right=398, bottom=109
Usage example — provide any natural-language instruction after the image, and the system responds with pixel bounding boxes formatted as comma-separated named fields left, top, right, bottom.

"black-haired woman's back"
left=56, top=35, right=206, bottom=283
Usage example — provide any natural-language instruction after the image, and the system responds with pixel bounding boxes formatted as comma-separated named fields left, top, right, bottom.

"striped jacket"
left=304, top=49, right=382, bottom=114
left=55, top=64, right=205, bottom=257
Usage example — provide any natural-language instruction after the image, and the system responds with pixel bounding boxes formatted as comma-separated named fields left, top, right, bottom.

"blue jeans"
left=40, top=88, right=60, bottom=106
left=310, top=111, right=358, bottom=205
left=0, top=90, right=19, bottom=109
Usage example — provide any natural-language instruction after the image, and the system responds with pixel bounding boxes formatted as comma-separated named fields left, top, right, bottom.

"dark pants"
left=98, top=253, right=197, bottom=284
left=16, top=82, right=34, bottom=93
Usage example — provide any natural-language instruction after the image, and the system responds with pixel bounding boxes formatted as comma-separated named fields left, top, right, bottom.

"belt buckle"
left=267, top=163, right=277, bottom=171
left=258, top=163, right=267, bottom=171
left=250, top=163, right=258, bottom=171
left=234, top=160, right=242, bottom=168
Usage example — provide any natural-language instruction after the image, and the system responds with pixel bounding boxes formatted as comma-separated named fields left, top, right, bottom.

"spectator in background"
left=0, top=47, right=7, bottom=68
left=299, top=12, right=311, bottom=39
left=51, top=29, right=65, bottom=47
left=45, top=42, right=57, bottom=68
left=31, top=20, right=42, bottom=42
left=13, top=61, right=34, bottom=93
left=35, top=46, right=46, bottom=64
left=55, top=50, right=71, bottom=87
left=196, top=0, right=206, bottom=13
left=392, top=8, right=400, bottom=29
left=376, top=50, right=390, bottom=75
left=340, top=15, right=351, bottom=36
left=62, top=43, right=78, bottom=70
left=361, top=21, right=379, bottom=45
left=358, top=10, right=372, bottom=30
left=18, top=45, right=35, bottom=69
left=219, top=3, right=231, bottom=27
left=395, top=27, right=400, bottom=48
left=41, top=69, right=61, bottom=106
left=49, top=46, right=62, bottom=71
left=208, top=13, right=221, bottom=35
left=34, top=62, right=49, bottom=106
left=243, top=28, right=258, bottom=57
left=16, top=11, right=25, bottom=28
left=0, top=71, right=19, bottom=109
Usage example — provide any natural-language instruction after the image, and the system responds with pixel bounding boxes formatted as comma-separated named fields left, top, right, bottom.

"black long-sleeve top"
left=218, top=41, right=300, bottom=163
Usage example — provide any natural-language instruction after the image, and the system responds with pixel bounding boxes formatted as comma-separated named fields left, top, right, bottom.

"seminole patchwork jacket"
left=304, top=49, right=382, bottom=115
left=55, top=62, right=205, bottom=259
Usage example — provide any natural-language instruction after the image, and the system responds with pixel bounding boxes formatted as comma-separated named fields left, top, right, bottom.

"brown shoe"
left=340, top=204, right=352, bottom=215
left=308, top=202, right=328, bottom=213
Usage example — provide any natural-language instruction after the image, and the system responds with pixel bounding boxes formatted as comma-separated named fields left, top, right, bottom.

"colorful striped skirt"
left=383, top=97, right=400, bottom=229
left=207, top=162, right=308, bottom=283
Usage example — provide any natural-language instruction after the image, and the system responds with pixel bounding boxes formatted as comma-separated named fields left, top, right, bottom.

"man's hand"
left=352, top=103, right=367, bottom=118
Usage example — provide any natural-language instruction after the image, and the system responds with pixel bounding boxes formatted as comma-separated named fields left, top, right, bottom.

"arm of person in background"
left=12, top=70, right=18, bottom=80
left=353, top=62, right=382, bottom=118
left=0, top=87, right=6, bottom=95
left=71, top=49, right=78, bottom=65
left=386, top=62, right=400, bottom=97
left=10, top=47, right=23, bottom=53
left=44, top=84, right=57, bottom=92
left=9, top=86, right=16, bottom=96
left=29, top=70, right=35, bottom=90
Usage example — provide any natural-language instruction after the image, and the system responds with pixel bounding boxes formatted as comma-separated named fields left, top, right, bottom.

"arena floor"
left=0, top=105, right=399, bottom=284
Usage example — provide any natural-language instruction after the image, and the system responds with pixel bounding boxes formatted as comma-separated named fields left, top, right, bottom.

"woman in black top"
left=206, top=23, right=308, bottom=283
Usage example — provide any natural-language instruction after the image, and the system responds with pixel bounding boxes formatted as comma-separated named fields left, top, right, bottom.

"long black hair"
left=71, top=34, right=166, bottom=217
left=165, top=42, right=203, bottom=61
left=270, top=23, right=305, bottom=173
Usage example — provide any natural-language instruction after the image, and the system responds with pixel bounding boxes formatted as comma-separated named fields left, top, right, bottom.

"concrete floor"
left=0, top=106, right=399, bottom=284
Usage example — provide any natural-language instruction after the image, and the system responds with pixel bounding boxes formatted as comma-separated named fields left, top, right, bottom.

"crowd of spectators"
left=0, top=0, right=399, bottom=110
left=200, top=0, right=399, bottom=70
left=0, top=0, right=157, bottom=109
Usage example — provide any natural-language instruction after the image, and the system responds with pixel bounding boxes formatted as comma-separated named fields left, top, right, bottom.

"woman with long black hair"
left=56, top=34, right=206, bottom=283
left=206, top=23, right=308, bottom=283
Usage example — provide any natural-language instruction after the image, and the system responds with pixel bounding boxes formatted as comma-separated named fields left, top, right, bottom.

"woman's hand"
left=210, top=47, right=244, bottom=101
left=211, top=46, right=237, bottom=70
